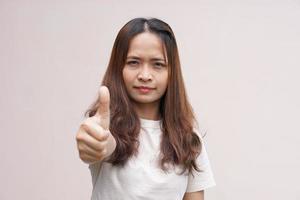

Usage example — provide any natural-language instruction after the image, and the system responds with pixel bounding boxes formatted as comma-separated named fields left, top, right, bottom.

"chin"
left=131, top=96, right=160, bottom=104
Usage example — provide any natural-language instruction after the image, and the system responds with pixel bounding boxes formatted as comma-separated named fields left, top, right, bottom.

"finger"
left=78, top=129, right=108, bottom=152
left=95, top=86, right=110, bottom=130
left=81, top=118, right=110, bottom=141
left=78, top=142, right=105, bottom=159
left=79, top=153, right=101, bottom=164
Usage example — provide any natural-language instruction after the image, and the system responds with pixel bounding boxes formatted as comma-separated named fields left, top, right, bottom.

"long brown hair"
left=86, top=17, right=202, bottom=174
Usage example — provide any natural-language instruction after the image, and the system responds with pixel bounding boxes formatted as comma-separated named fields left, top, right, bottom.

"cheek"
left=123, top=68, right=138, bottom=92
left=157, top=73, right=168, bottom=95
left=161, top=73, right=169, bottom=89
left=122, top=68, right=131, bottom=86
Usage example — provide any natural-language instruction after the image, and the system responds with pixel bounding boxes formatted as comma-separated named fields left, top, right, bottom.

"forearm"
left=182, top=190, right=204, bottom=200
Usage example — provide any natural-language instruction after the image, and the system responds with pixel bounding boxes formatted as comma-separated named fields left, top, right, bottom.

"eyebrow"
left=126, top=56, right=166, bottom=62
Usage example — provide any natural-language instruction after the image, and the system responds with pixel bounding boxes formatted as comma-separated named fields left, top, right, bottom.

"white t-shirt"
left=89, top=118, right=216, bottom=200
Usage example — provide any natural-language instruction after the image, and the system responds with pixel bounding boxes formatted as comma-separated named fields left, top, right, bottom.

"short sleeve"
left=186, top=129, right=216, bottom=192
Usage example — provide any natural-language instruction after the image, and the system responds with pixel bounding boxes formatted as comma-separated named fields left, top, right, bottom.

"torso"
left=90, top=119, right=189, bottom=200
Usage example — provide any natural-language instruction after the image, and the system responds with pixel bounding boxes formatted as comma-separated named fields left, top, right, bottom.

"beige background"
left=1, top=0, right=300, bottom=199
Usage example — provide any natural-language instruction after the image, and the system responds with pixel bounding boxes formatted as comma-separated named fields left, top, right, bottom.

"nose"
left=137, top=65, right=152, bottom=82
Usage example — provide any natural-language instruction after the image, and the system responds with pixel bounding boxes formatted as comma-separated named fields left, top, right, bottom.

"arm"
left=183, top=191, right=204, bottom=200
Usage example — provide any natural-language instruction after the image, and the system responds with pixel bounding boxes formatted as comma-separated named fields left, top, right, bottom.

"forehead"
left=127, top=32, right=167, bottom=62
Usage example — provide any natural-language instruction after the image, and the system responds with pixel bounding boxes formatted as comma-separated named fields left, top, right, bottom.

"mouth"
left=133, top=86, right=155, bottom=94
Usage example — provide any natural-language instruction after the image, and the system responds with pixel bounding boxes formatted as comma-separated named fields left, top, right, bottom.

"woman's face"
left=123, top=32, right=168, bottom=108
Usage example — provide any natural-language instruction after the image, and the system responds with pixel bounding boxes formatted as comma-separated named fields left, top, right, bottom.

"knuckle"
left=79, top=152, right=85, bottom=160
left=76, top=132, right=87, bottom=143
left=98, top=131, right=108, bottom=140
left=81, top=118, right=94, bottom=129
left=76, top=134, right=83, bottom=141
left=77, top=144, right=84, bottom=152
left=80, top=122, right=90, bottom=131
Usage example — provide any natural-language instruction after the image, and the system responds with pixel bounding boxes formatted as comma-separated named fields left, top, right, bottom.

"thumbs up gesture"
left=76, top=86, right=116, bottom=164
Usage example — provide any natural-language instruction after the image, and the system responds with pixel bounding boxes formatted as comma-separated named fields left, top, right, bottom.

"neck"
left=132, top=101, right=161, bottom=120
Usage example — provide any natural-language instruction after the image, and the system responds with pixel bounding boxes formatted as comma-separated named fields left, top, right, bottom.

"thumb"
left=95, top=85, right=110, bottom=130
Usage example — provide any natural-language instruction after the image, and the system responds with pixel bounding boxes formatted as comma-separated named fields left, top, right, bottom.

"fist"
left=76, top=86, right=116, bottom=164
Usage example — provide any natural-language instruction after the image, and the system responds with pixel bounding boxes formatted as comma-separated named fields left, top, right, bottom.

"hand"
left=76, top=86, right=116, bottom=164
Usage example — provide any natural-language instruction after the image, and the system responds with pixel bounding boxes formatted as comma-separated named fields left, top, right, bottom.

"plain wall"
left=1, top=0, right=299, bottom=199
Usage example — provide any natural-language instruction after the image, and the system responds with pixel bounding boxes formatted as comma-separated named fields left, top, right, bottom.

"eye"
left=127, top=60, right=139, bottom=66
left=154, top=62, right=165, bottom=68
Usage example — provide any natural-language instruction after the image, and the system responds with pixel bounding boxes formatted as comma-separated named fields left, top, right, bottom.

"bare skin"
left=183, top=191, right=204, bottom=200
left=123, top=32, right=168, bottom=121
left=76, top=86, right=116, bottom=164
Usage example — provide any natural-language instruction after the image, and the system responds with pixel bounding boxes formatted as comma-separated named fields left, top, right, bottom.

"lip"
left=134, top=86, right=154, bottom=89
left=133, top=86, right=155, bottom=94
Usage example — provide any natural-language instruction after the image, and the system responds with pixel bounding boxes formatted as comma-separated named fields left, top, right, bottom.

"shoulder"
left=192, top=124, right=208, bottom=141
left=186, top=126, right=216, bottom=192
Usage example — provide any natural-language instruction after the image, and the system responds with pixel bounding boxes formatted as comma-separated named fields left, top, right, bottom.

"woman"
left=76, top=17, right=216, bottom=200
